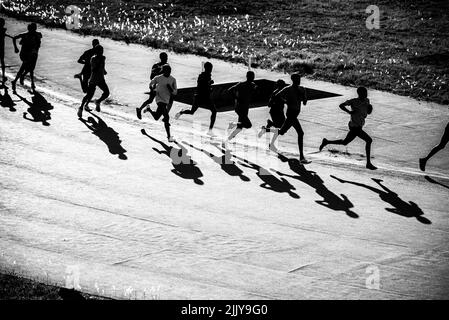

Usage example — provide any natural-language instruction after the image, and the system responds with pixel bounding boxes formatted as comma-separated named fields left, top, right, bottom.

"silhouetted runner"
left=224, top=71, right=257, bottom=145
left=74, top=39, right=100, bottom=93
left=144, top=64, right=177, bottom=142
left=174, top=61, right=217, bottom=135
left=11, top=23, right=42, bottom=93
left=258, top=79, right=287, bottom=138
left=419, top=122, right=449, bottom=171
left=319, top=87, right=376, bottom=170
left=136, top=52, right=169, bottom=120
left=78, top=45, right=109, bottom=118
left=269, top=73, right=310, bottom=164
left=0, top=18, right=13, bottom=87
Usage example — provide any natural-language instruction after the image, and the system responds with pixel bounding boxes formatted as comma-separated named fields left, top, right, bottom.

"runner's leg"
left=80, top=71, right=90, bottom=93
left=209, top=104, right=217, bottom=130
left=96, top=80, right=110, bottom=105
left=0, top=55, right=5, bottom=83
left=322, top=129, right=358, bottom=147
left=161, top=104, right=171, bottom=139
left=270, top=117, right=292, bottom=152
left=292, top=119, right=306, bottom=161
left=356, top=128, right=376, bottom=169
left=12, top=63, right=26, bottom=89
left=79, top=83, right=96, bottom=117
left=420, top=123, right=449, bottom=171
left=180, top=104, right=199, bottom=115
left=149, top=102, right=164, bottom=121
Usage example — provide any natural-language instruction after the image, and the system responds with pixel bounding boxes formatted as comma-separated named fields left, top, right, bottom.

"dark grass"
left=0, top=273, right=108, bottom=300
left=1, top=0, right=448, bottom=104
left=0, top=273, right=62, bottom=300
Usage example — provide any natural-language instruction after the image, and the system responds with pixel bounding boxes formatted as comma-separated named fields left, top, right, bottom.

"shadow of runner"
left=215, top=145, right=299, bottom=198
left=276, top=154, right=358, bottom=218
left=79, top=112, right=128, bottom=160
left=331, top=175, right=431, bottom=224
left=181, top=141, right=250, bottom=182
left=0, top=88, right=17, bottom=112
left=16, top=91, right=53, bottom=126
left=425, top=176, right=449, bottom=190
left=141, top=129, right=204, bottom=185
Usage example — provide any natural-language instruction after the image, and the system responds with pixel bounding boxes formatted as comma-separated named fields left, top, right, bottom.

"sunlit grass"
left=2, top=0, right=448, bottom=104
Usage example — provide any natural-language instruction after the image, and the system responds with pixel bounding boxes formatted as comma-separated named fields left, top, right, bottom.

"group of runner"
left=0, top=19, right=42, bottom=92
left=124, top=51, right=376, bottom=168
left=2, top=21, right=447, bottom=172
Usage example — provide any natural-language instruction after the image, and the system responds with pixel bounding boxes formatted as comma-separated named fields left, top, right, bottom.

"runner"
left=269, top=73, right=310, bottom=164
left=0, top=18, right=13, bottom=87
left=77, top=45, right=109, bottom=118
left=258, top=79, right=287, bottom=138
left=11, top=23, right=42, bottom=93
left=224, top=71, right=257, bottom=145
left=136, top=52, right=169, bottom=120
left=419, top=122, right=449, bottom=171
left=319, top=87, right=377, bottom=170
left=145, top=64, right=177, bottom=142
left=174, top=61, right=217, bottom=135
left=74, top=39, right=100, bottom=93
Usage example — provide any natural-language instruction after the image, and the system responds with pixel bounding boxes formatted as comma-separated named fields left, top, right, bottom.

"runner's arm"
left=77, top=52, right=88, bottom=64
left=167, top=79, right=177, bottom=96
left=302, top=87, right=308, bottom=106
left=78, top=48, right=92, bottom=64
left=12, top=33, right=23, bottom=53
left=149, top=77, right=157, bottom=89
left=367, top=101, right=373, bottom=114
left=339, top=100, right=353, bottom=114
left=268, top=92, right=276, bottom=108
left=227, top=82, right=239, bottom=94
left=274, top=87, right=287, bottom=101
left=150, top=64, right=160, bottom=79
left=36, top=33, right=42, bottom=49
left=172, top=79, right=177, bottom=96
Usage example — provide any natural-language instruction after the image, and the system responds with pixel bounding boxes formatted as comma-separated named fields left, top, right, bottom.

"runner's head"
left=246, top=71, right=255, bottom=82
left=357, top=87, right=368, bottom=99
left=95, top=45, right=104, bottom=56
left=28, top=23, right=37, bottom=32
left=160, top=52, right=168, bottom=64
left=162, top=64, right=171, bottom=77
left=276, top=79, right=286, bottom=89
left=92, top=39, right=100, bottom=48
left=291, top=73, right=301, bottom=85
left=204, top=62, right=213, bottom=73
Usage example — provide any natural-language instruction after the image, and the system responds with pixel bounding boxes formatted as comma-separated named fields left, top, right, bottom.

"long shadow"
left=275, top=154, right=358, bottom=218
left=214, top=145, right=299, bottom=198
left=0, top=88, right=17, bottom=112
left=331, top=175, right=431, bottom=224
left=79, top=112, right=127, bottom=160
left=425, top=176, right=449, bottom=191
left=16, top=91, right=53, bottom=126
left=141, top=129, right=204, bottom=185
left=181, top=141, right=250, bottom=182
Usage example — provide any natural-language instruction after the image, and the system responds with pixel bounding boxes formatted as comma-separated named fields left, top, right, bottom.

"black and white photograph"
left=0, top=0, right=448, bottom=306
